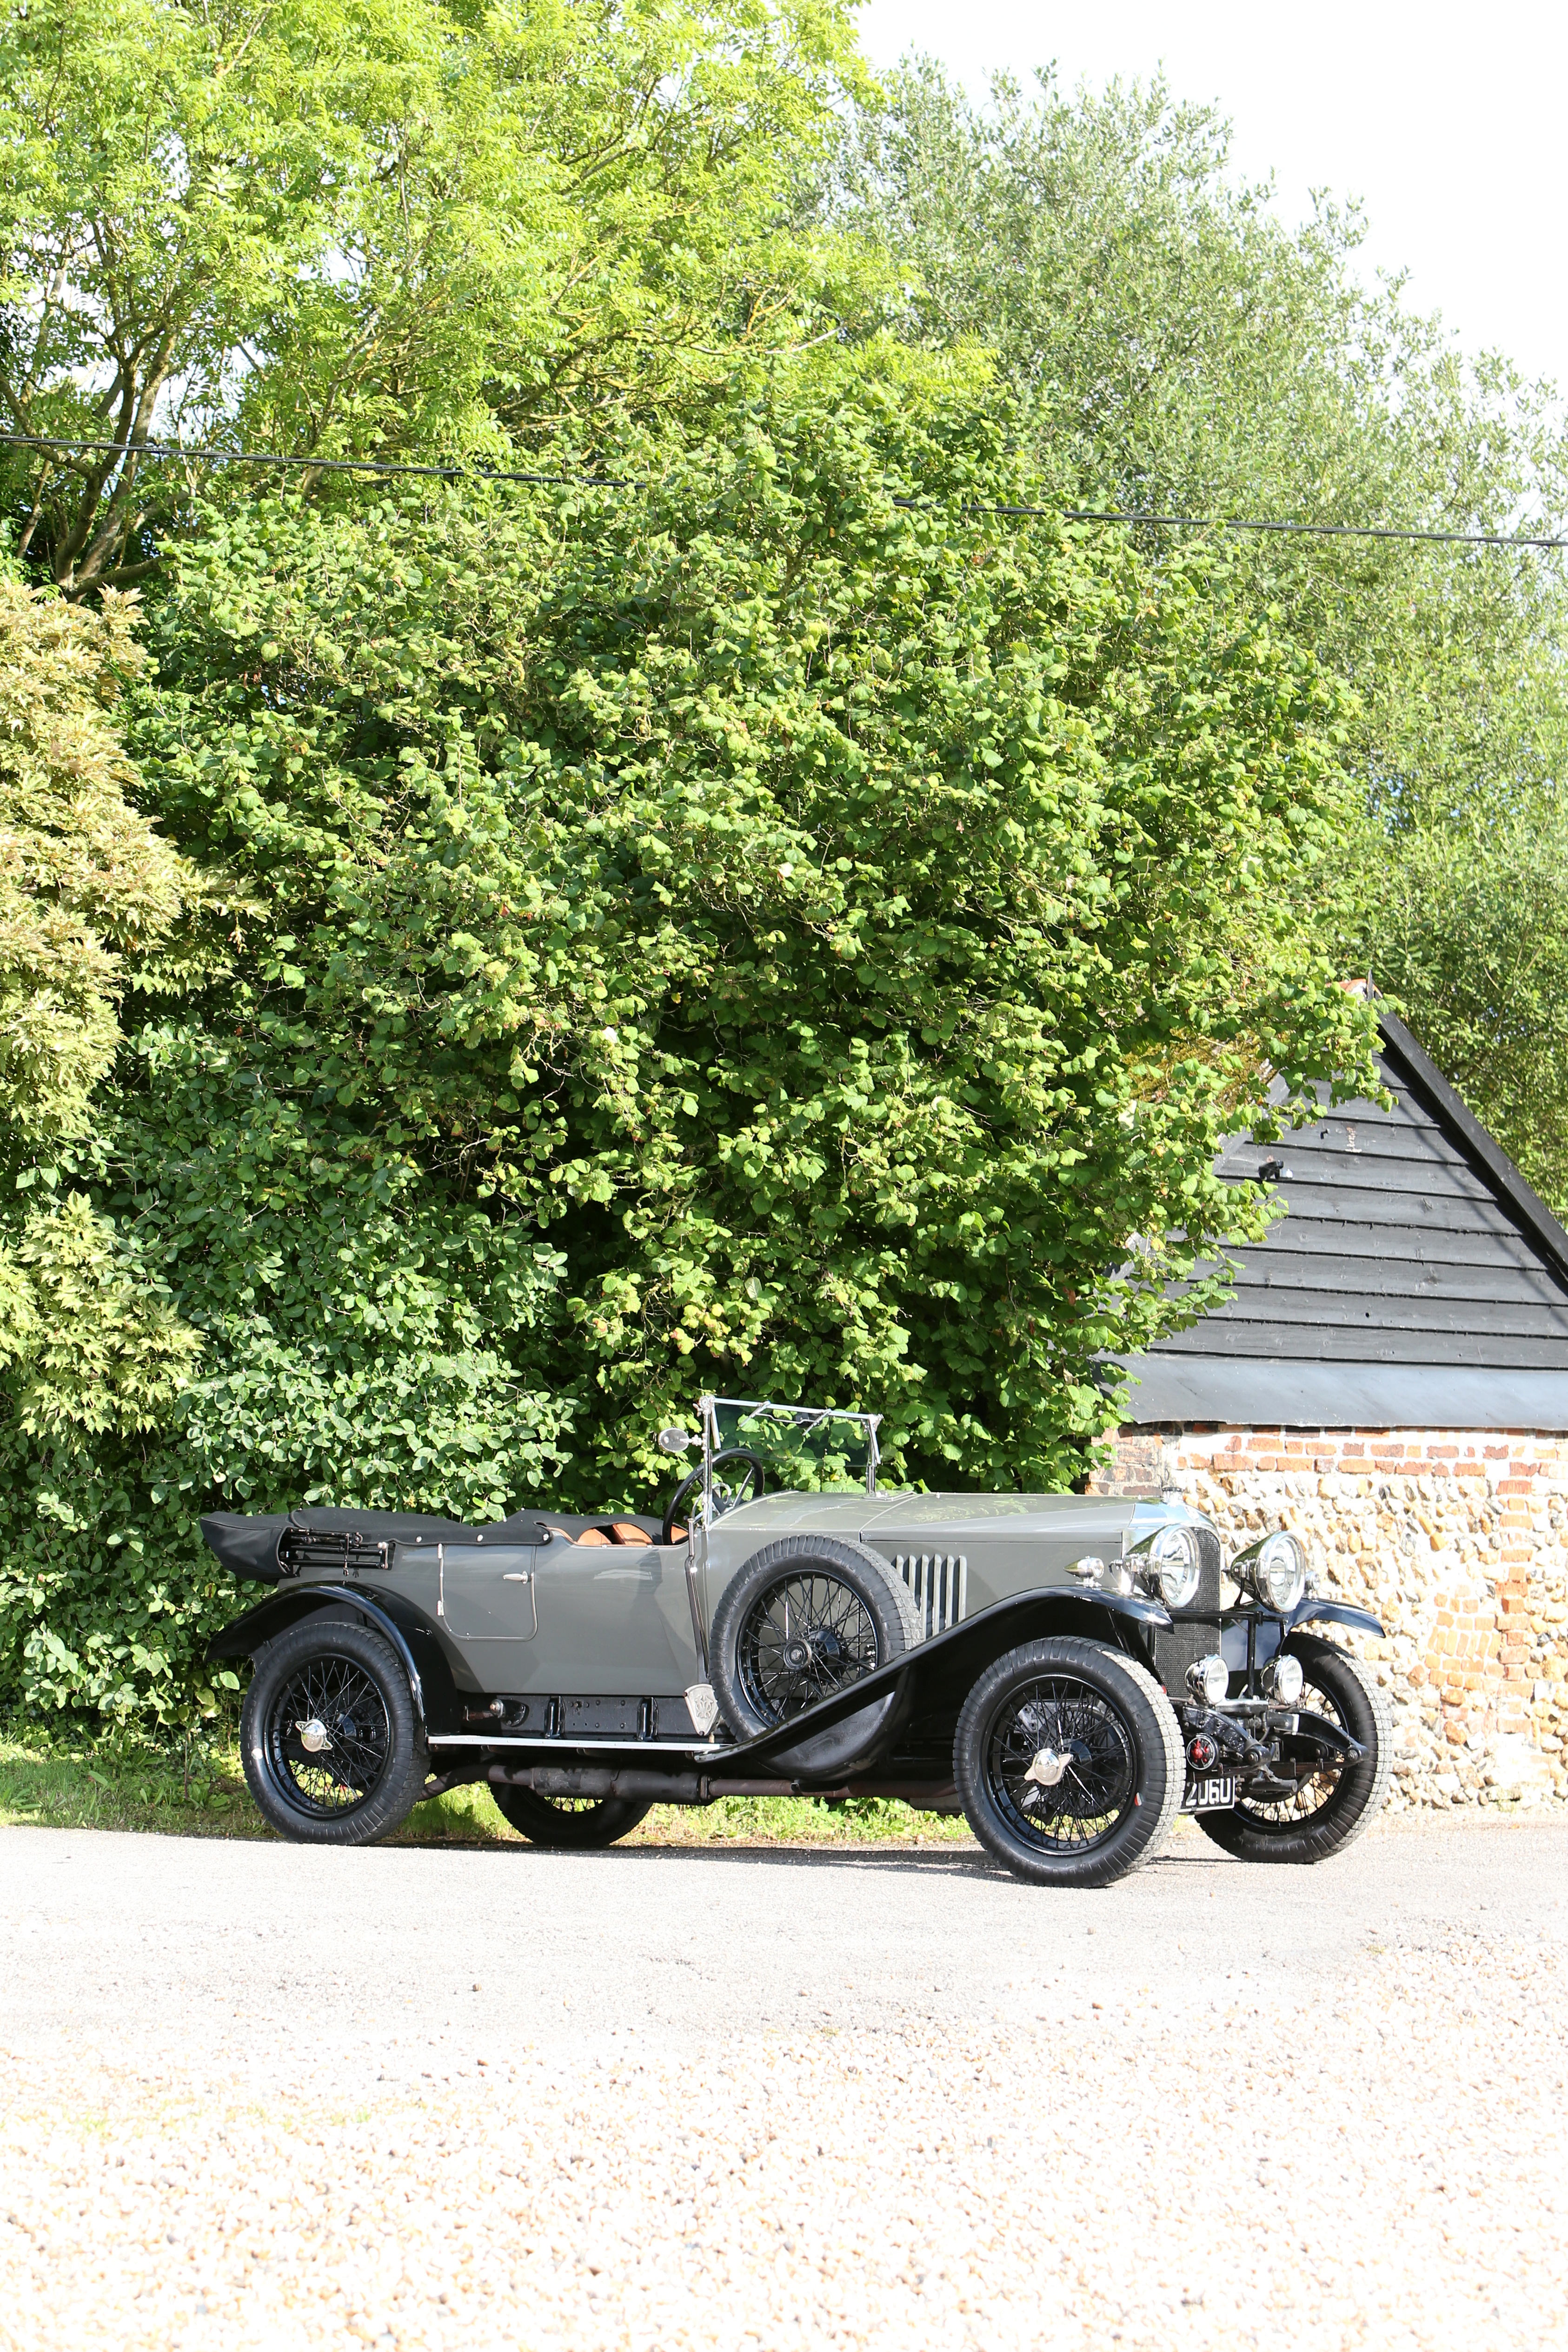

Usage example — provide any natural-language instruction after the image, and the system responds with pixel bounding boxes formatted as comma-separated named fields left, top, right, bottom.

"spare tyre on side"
left=708, top=1534, right=921, bottom=1778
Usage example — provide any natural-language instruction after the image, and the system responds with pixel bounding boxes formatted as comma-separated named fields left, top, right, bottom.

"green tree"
left=123, top=371, right=1376, bottom=1513
left=0, top=572, right=206, bottom=1393
left=831, top=64, right=1568, bottom=827
left=0, top=576, right=192, bottom=1143
left=829, top=62, right=1568, bottom=1195
left=0, top=573, right=215, bottom=1719
left=1347, top=811, right=1568, bottom=1213
left=0, top=0, right=870, bottom=591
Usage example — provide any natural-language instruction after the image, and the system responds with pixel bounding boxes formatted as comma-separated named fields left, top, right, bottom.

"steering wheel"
left=662, top=1448, right=767, bottom=1545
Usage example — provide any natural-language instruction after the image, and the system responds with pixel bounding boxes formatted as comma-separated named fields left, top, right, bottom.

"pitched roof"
left=1112, top=1010, right=1568, bottom=1430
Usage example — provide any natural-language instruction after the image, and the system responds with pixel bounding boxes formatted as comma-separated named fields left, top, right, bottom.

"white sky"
left=854, top=0, right=1568, bottom=396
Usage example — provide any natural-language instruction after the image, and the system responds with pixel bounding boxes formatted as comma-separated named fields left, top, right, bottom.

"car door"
left=530, top=1541, right=697, bottom=1694
left=437, top=1540, right=541, bottom=1691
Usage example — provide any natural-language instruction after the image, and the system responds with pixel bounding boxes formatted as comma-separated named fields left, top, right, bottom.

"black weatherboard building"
left=1115, top=1008, right=1568, bottom=1435
left=1097, top=1006, right=1568, bottom=1812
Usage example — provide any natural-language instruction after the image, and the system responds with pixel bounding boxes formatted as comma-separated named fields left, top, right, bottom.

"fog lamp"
left=1186, top=1653, right=1230, bottom=1706
left=1263, top=1654, right=1305, bottom=1705
left=1145, top=1524, right=1202, bottom=1610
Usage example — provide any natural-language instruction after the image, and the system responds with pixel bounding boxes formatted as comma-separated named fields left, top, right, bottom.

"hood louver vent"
left=894, top=1552, right=969, bottom=1641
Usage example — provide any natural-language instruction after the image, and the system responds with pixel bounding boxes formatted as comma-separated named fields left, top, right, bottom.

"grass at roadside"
left=631, top=1795, right=973, bottom=1846
left=0, top=1734, right=974, bottom=1848
left=0, top=1734, right=262, bottom=1840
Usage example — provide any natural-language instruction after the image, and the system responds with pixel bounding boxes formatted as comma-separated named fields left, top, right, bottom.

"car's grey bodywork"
left=208, top=1506, right=1353, bottom=1779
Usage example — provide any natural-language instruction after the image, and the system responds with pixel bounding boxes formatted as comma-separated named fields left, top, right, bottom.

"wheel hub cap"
left=296, top=1716, right=332, bottom=1754
left=1023, top=1746, right=1069, bottom=1788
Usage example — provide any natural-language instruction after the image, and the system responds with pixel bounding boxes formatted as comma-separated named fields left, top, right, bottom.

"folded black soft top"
left=200, top=1504, right=664, bottom=1585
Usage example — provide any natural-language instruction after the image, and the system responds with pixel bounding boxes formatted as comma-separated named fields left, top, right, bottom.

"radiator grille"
left=1150, top=1525, right=1228, bottom=1696
left=893, top=1552, right=969, bottom=1640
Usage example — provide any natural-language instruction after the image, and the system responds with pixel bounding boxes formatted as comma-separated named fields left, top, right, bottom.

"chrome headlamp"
left=1233, top=1529, right=1307, bottom=1614
left=1137, top=1523, right=1202, bottom=1610
left=1262, top=1653, right=1304, bottom=1705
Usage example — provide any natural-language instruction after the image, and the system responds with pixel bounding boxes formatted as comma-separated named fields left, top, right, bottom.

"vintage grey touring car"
left=203, top=1397, right=1389, bottom=1887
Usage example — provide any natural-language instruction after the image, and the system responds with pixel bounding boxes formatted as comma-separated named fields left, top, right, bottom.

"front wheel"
left=1196, top=1635, right=1390, bottom=1865
left=240, top=1616, right=428, bottom=1845
left=954, top=1637, right=1183, bottom=1888
left=490, top=1786, right=652, bottom=1849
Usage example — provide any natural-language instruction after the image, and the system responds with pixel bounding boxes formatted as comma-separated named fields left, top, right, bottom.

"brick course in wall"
left=1089, top=1424, right=1568, bottom=1812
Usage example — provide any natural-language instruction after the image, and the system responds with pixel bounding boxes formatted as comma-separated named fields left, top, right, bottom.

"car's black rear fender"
left=204, top=1585, right=467, bottom=1738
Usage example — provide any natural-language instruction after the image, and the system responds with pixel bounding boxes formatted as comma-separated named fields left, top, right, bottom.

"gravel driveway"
left=2, top=1812, right=1564, bottom=2351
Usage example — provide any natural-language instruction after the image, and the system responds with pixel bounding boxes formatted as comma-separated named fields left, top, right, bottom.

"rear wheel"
left=241, top=1617, right=427, bottom=1845
left=489, top=1786, right=652, bottom=1849
left=1196, top=1636, right=1390, bottom=1864
left=954, top=1637, right=1183, bottom=1888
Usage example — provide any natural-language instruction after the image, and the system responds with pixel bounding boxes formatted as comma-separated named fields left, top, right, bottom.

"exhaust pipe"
left=485, top=1764, right=804, bottom=1803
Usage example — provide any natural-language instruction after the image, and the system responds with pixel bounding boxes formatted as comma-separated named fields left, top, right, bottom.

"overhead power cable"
left=1056, top=506, right=1568, bottom=552
left=0, top=429, right=634, bottom=490
left=3, top=427, right=1565, bottom=552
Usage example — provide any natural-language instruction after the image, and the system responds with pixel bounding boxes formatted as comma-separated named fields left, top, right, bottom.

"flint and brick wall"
left=1089, top=1425, right=1568, bottom=1812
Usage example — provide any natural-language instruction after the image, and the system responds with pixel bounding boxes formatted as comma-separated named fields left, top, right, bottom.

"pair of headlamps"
left=1069, top=1524, right=1307, bottom=1614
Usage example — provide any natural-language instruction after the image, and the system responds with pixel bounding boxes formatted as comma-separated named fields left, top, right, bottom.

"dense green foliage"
left=0, top=580, right=199, bottom=1145
left=0, top=578, right=216, bottom=1720
left=0, top=379, right=1377, bottom=1719
left=0, top=580, right=209, bottom=1426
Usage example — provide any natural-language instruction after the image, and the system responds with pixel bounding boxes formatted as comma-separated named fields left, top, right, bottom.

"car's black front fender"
left=733, top=1586, right=1172, bottom=1778
left=205, top=1585, right=467, bottom=1738
left=1285, top=1600, right=1385, bottom=1640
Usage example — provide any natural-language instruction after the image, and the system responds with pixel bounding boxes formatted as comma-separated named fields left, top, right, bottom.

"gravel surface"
left=1, top=1813, right=1565, bottom=2351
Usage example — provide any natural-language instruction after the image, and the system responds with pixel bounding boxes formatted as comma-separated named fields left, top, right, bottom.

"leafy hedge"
left=0, top=377, right=1377, bottom=1726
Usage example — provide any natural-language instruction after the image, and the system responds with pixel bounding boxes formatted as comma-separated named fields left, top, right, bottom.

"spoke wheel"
left=490, top=1786, right=651, bottom=1849
left=737, top=1572, right=879, bottom=1721
left=265, top=1654, right=391, bottom=1819
left=240, top=1617, right=427, bottom=1846
left=985, top=1673, right=1137, bottom=1856
left=708, top=1535, right=920, bottom=1777
left=1196, top=1635, right=1390, bottom=1866
left=954, top=1636, right=1183, bottom=1888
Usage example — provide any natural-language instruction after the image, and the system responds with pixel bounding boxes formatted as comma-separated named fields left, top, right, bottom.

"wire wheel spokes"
left=736, top=1572, right=880, bottom=1723
left=1239, top=1674, right=1347, bottom=1825
left=987, top=1675, right=1137, bottom=1854
left=266, top=1653, right=391, bottom=1817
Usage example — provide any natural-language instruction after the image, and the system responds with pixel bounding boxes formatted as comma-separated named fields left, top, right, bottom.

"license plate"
left=1182, top=1774, right=1236, bottom=1813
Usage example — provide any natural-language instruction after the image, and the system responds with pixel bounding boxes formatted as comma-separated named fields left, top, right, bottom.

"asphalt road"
left=3, top=1814, right=1566, bottom=2352
left=3, top=1810, right=1565, bottom=2063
